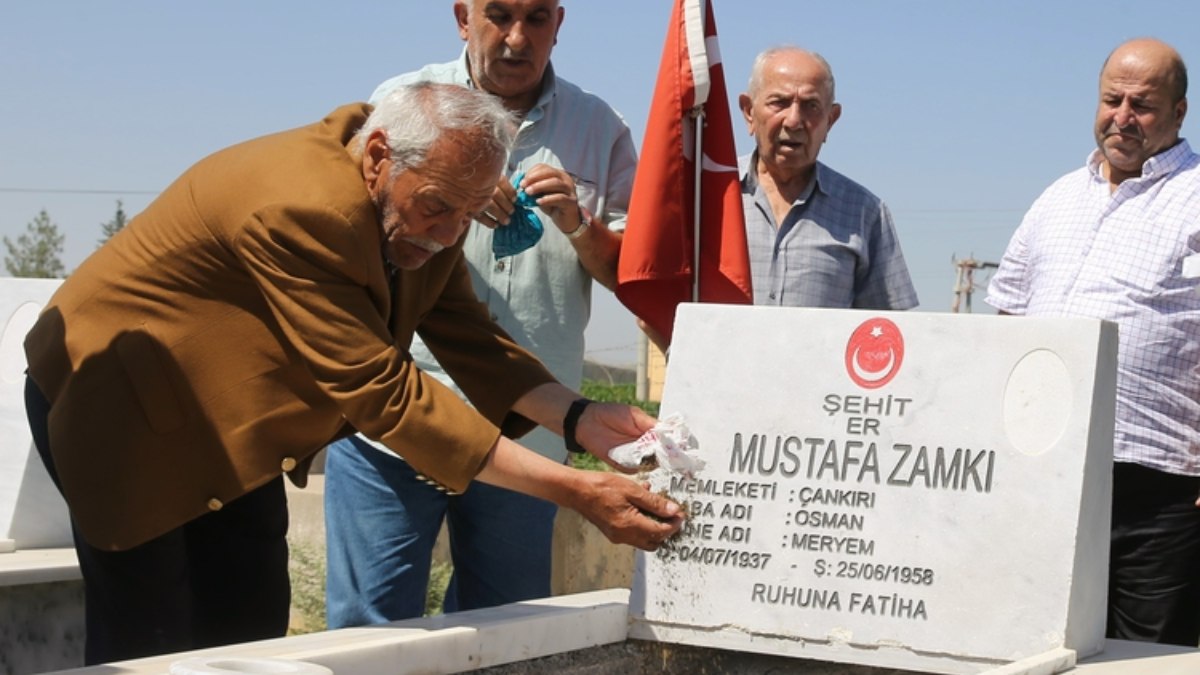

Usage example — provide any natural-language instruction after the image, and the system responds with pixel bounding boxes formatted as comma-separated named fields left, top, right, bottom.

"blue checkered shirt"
left=987, top=140, right=1200, bottom=476
left=740, top=153, right=918, bottom=309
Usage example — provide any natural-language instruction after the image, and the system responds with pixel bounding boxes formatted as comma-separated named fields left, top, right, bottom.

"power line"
left=0, top=187, right=159, bottom=196
left=895, top=208, right=1025, bottom=214
left=586, top=342, right=638, bottom=354
left=0, top=188, right=1030, bottom=213
left=901, top=223, right=1021, bottom=235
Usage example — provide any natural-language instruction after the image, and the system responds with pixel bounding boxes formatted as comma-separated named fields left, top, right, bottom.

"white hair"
left=747, top=45, right=836, bottom=102
left=356, top=81, right=517, bottom=177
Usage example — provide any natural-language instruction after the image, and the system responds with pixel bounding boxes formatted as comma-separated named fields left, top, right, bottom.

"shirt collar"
left=741, top=149, right=825, bottom=203
left=1086, top=138, right=1194, bottom=184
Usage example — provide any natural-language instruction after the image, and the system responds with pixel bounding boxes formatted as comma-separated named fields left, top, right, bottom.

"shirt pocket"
left=1108, top=229, right=1193, bottom=298
left=570, top=173, right=600, bottom=214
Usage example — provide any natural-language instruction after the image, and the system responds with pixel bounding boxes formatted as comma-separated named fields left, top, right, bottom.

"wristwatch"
left=563, top=398, right=592, bottom=454
left=565, top=207, right=591, bottom=240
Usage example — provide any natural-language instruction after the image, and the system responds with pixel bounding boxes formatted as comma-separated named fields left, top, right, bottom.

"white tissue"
left=609, top=413, right=705, bottom=478
left=169, top=657, right=333, bottom=675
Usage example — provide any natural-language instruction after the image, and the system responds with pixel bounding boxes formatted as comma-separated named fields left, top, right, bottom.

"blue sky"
left=2, top=1, right=1197, bottom=366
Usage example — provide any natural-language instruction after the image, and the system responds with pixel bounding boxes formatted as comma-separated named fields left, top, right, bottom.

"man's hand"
left=473, top=434, right=683, bottom=552
left=473, top=164, right=620, bottom=288
left=567, top=471, right=683, bottom=551
left=518, top=164, right=584, bottom=235
left=477, top=176, right=518, bottom=228
left=574, top=401, right=657, bottom=472
left=476, top=163, right=582, bottom=235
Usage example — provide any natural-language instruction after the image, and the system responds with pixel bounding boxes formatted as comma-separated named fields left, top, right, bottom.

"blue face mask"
left=492, top=171, right=544, bottom=259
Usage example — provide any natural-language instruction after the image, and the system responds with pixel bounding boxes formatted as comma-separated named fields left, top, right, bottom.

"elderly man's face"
left=371, top=134, right=502, bottom=270
left=1094, top=42, right=1187, bottom=184
left=456, top=0, right=562, bottom=109
left=741, top=51, right=841, bottom=183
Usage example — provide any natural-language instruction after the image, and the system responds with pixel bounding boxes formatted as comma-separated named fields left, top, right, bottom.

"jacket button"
left=207, top=498, right=224, bottom=512
left=281, top=457, right=297, bottom=472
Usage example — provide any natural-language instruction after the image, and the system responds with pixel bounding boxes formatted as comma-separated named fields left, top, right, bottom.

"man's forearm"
left=511, top=381, right=579, bottom=435
left=474, top=435, right=582, bottom=505
left=569, top=219, right=621, bottom=291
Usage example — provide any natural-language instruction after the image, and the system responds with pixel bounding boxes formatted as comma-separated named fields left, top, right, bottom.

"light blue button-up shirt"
left=368, top=51, right=638, bottom=461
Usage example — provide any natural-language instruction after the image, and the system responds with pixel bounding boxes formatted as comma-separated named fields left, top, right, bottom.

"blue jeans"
left=324, top=434, right=558, bottom=627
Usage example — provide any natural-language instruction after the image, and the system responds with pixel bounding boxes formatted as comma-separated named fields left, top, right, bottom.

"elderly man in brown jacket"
left=23, top=82, right=681, bottom=665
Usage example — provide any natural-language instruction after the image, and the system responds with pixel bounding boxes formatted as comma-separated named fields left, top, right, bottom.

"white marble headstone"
left=0, top=278, right=70, bottom=551
left=629, top=305, right=1117, bottom=675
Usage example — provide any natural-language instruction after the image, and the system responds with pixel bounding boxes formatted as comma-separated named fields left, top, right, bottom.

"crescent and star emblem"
left=844, top=318, right=905, bottom=389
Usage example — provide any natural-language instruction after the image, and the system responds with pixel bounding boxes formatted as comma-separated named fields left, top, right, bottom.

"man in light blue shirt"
left=324, top=0, right=637, bottom=626
left=738, top=46, right=917, bottom=310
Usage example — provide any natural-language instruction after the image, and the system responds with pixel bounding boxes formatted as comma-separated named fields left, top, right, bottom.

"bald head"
left=748, top=46, right=836, bottom=102
left=1102, top=38, right=1187, bottom=103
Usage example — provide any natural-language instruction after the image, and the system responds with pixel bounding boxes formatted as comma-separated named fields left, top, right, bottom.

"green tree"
left=98, top=199, right=128, bottom=246
left=4, top=209, right=65, bottom=278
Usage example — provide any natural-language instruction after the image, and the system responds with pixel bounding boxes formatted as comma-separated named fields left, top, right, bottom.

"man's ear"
left=827, top=102, right=843, bottom=131
left=454, top=2, right=470, bottom=41
left=362, top=130, right=391, bottom=193
left=553, top=5, right=565, bottom=45
left=738, top=93, right=754, bottom=132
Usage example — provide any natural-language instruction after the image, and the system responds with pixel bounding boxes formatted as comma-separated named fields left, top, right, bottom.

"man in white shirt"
left=988, top=38, right=1200, bottom=645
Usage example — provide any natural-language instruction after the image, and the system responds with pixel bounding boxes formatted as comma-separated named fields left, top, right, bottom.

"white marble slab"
left=34, top=590, right=1200, bottom=675
left=42, top=589, right=632, bottom=675
left=0, top=547, right=79, bottom=587
left=629, top=305, right=1118, bottom=674
left=0, top=278, right=72, bottom=551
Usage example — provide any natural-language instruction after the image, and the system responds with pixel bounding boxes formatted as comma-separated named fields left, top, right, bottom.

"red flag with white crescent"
left=616, top=0, right=752, bottom=347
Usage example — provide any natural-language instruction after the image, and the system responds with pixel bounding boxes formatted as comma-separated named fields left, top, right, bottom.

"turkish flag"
left=616, top=0, right=752, bottom=347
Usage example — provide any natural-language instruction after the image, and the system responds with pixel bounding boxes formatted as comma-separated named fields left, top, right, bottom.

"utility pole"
left=951, top=256, right=999, bottom=313
left=636, top=330, right=649, bottom=401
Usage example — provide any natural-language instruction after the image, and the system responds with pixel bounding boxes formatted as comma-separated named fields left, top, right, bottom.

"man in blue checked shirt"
left=988, top=38, right=1200, bottom=646
left=736, top=46, right=918, bottom=310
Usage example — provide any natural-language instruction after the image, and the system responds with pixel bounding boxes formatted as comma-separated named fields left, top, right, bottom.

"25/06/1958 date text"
left=814, top=559, right=934, bottom=585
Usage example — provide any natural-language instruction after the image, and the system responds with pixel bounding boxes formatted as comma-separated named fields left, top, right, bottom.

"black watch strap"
left=563, top=398, right=592, bottom=455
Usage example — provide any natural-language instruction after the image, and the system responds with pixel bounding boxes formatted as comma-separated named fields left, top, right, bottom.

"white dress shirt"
left=988, top=140, right=1200, bottom=475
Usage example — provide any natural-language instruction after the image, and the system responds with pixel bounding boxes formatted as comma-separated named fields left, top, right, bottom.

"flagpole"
left=691, top=108, right=704, bottom=303
left=689, top=0, right=707, bottom=304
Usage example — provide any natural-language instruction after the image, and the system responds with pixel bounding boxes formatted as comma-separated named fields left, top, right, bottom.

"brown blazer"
left=24, top=104, right=555, bottom=551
